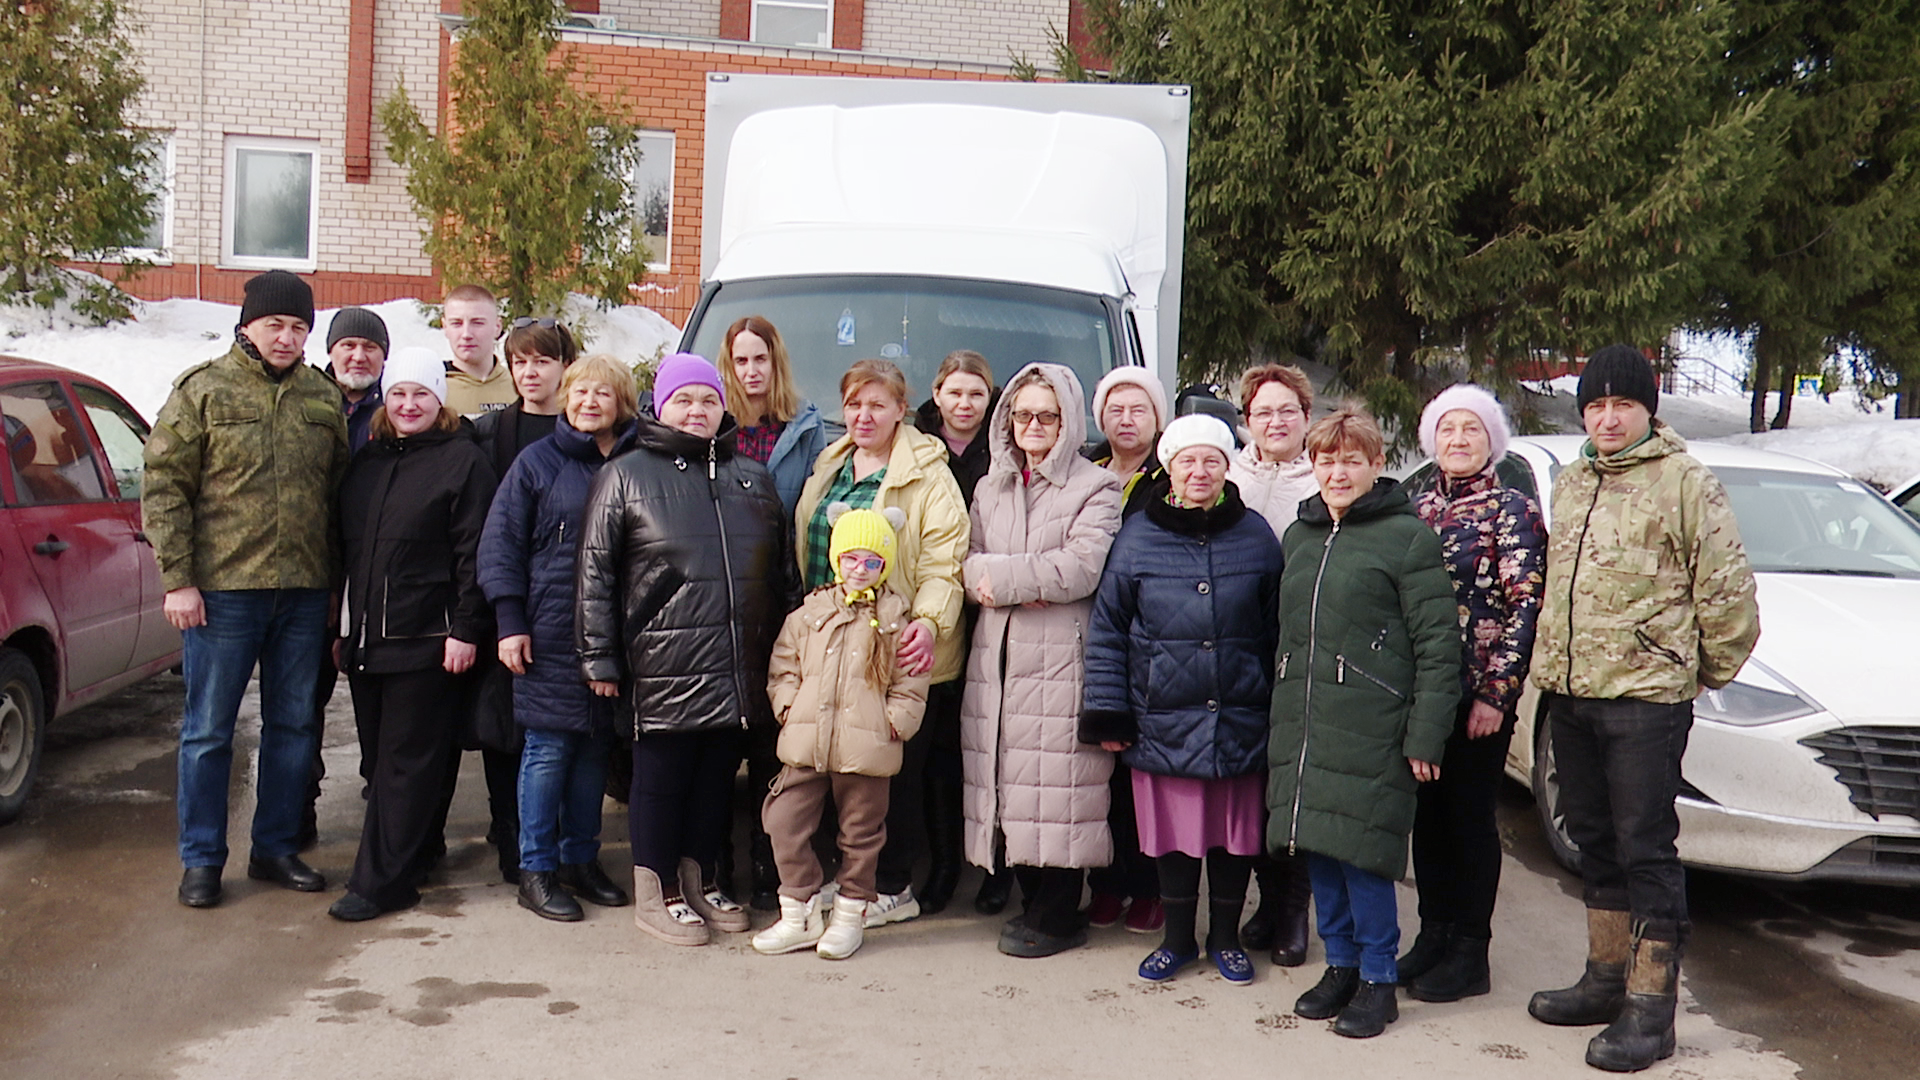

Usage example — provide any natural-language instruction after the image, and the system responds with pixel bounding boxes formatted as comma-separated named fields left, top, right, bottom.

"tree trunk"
left=1748, top=348, right=1771, bottom=434
left=1770, top=355, right=1794, bottom=429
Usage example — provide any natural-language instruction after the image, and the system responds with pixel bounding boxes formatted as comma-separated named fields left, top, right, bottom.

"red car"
left=0, top=355, right=181, bottom=824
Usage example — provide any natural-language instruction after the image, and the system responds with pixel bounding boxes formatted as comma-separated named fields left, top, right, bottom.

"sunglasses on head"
left=511, top=317, right=560, bottom=330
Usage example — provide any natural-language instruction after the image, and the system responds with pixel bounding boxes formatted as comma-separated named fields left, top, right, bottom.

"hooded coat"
left=960, top=364, right=1125, bottom=870
left=1266, top=478, right=1462, bottom=881
left=477, top=415, right=637, bottom=734
left=575, top=413, right=798, bottom=737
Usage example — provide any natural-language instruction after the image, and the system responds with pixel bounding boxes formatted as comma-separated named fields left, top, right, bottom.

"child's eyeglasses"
left=838, top=554, right=886, bottom=573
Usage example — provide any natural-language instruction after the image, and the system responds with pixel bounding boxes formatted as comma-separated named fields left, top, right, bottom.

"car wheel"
left=0, top=647, right=47, bottom=826
left=1530, top=707, right=1582, bottom=874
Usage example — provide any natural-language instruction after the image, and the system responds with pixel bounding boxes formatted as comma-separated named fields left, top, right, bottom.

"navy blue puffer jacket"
left=477, top=416, right=637, bottom=733
left=1080, top=484, right=1284, bottom=779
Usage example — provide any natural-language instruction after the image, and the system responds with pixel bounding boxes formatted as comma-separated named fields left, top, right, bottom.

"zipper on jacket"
left=1335, top=653, right=1407, bottom=700
left=1278, top=652, right=1289, bottom=680
left=708, top=437, right=749, bottom=729
left=1289, top=519, right=1340, bottom=855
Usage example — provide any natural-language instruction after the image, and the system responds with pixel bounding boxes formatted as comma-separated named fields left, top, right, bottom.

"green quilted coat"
left=1266, top=479, right=1461, bottom=880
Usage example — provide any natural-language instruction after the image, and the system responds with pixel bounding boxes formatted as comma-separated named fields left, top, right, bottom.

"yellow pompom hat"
left=827, top=504, right=904, bottom=587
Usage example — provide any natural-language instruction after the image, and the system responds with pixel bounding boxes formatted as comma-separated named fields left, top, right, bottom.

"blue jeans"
left=1309, top=853, right=1401, bottom=984
left=177, top=588, right=330, bottom=867
left=517, top=728, right=610, bottom=872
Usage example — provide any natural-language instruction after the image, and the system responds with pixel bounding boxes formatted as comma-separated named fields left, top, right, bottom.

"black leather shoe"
left=974, top=870, right=1014, bottom=915
left=328, top=892, right=383, bottom=922
left=178, top=866, right=222, bottom=908
left=1271, top=906, right=1311, bottom=968
left=557, top=861, right=631, bottom=907
left=518, top=871, right=585, bottom=922
left=1295, top=965, right=1361, bottom=1019
left=247, top=853, right=326, bottom=892
left=1333, top=981, right=1400, bottom=1038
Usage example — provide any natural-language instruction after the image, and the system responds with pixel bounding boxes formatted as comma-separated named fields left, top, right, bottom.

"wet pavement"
left=1, top=674, right=1915, bottom=1077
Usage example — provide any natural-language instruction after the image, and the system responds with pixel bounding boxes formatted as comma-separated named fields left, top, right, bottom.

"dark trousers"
left=1411, top=701, right=1515, bottom=939
left=1548, top=693, right=1694, bottom=943
left=629, top=728, right=742, bottom=883
left=346, top=669, right=460, bottom=911
left=1013, top=865, right=1086, bottom=938
left=875, top=678, right=959, bottom=894
left=1087, top=761, right=1159, bottom=901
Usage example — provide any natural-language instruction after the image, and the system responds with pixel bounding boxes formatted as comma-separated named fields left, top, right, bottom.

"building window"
left=752, top=0, right=830, bottom=47
left=221, top=136, right=319, bottom=270
left=118, top=133, right=174, bottom=262
left=633, top=131, right=674, bottom=271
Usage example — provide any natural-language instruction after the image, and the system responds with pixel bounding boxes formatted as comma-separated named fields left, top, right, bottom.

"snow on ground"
left=0, top=293, right=681, bottom=422
left=1708, top=420, right=1920, bottom=491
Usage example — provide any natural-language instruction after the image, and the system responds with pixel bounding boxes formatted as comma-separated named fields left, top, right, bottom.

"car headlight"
left=1694, top=659, right=1822, bottom=726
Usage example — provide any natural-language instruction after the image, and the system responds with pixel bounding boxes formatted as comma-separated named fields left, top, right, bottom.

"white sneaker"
left=863, top=886, right=921, bottom=928
left=817, top=894, right=868, bottom=960
left=751, top=893, right=825, bottom=955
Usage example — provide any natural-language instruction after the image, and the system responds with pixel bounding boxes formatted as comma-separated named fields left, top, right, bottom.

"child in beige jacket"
left=754, top=507, right=931, bottom=959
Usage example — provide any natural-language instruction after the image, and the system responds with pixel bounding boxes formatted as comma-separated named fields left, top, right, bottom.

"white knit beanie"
left=1091, top=367, right=1169, bottom=440
left=1156, top=413, right=1236, bottom=467
left=1417, top=384, right=1511, bottom=463
left=381, top=346, right=449, bottom=404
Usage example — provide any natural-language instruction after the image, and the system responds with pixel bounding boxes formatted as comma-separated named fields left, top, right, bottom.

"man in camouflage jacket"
left=1525, top=345, right=1759, bottom=1072
left=142, top=270, right=350, bottom=909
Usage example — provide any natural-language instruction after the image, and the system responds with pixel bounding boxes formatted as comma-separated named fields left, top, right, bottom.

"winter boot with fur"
left=679, top=857, right=751, bottom=932
left=1585, top=932, right=1680, bottom=1072
left=1530, top=908, right=1630, bottom=1026
left=630, top=866, right=710, bottom=946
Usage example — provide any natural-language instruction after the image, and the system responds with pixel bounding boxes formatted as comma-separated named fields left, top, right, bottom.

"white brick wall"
left=863, top=0, right=1068, bottom=68
left=602, top=0, right=721, bottom=38
left=127, top=0, right=439, bottom=278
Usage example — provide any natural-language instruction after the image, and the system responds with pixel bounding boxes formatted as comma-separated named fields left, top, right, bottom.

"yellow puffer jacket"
left=795, top=424, right=971, bottom=683
left=1530, top=421, right=1760, bottom=704
left=768, top=587, right=930, bottom=776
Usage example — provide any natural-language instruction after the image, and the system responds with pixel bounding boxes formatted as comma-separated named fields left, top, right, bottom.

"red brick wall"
left=69, top=262, right=440, bottom=309
left=832, top=0, right=864, bottom=51
left=719, top=0, right=749, bottom=40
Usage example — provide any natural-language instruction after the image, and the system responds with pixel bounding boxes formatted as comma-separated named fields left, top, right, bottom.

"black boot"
left=975, top=833, right=1013, bottom=915
left=1294, top=965, right=1360, bottom=1020
left=748, top=831, right=780, bottom=912
left=518, top=871, right=584, bottom=922
left=1396, top=921, right=1455, bottom=986
left=1586, top=934, right=1679, bottom=1072
left=919, top=772, right=964, bottom=915
left=1410, top=933, right=1490, bottom=1002
left=1266, top=852, right=1312, bottom=967
left=1332, top=981, right=1399, bottom=1038
left=1239, top=858, right=1282, bottom=951
left=1530, top=908, right=1631, bottom=1026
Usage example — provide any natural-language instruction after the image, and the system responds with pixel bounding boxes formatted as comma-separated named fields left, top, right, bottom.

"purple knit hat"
left=1418, top=384, right=1512, bottom=463
left=652, top=352, right=726, bottom=414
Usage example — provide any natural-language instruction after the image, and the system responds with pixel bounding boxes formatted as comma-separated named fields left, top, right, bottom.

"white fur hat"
left=1156, top=413, right=1236, bottom=467
left=1418, top=384, right=1511, bottom=463
left=381, top=346, right=448, bottom=404
left=1091, top=367, right=1169, bottom=440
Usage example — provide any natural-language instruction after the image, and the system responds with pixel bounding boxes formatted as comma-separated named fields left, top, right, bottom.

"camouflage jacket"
left=1530, top=421, right=1760, bottom=704
left=142, top=341, right=350, bottom=592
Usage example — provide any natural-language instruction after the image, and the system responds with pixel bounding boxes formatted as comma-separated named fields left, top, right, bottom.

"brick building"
left=90, top=0, right=1097, bottom=326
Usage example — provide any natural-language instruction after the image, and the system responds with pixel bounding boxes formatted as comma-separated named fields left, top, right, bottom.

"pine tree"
left=1078, top=0, right=1772, bottom=437
left=382, top=0, right=649, bottom=317
left=0, top=0, right=155, bottom=322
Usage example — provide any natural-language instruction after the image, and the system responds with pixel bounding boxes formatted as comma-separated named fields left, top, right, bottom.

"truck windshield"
left=682, top=275, right=1121, bottom=422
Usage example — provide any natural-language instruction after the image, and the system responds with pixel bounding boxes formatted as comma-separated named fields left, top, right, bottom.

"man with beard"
left=326, top=307, right=389, bottom=451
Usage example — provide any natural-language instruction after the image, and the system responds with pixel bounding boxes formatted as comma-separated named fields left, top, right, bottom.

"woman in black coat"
left=576, top=353, right=797, bottom=946
left=1082, top=414, right=1285, bottom=985
left=328, top=355, right=497, bottom=922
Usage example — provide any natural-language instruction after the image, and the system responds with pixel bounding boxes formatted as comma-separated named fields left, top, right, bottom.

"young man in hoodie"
left=1526, top=344, right=1760, bottom=1072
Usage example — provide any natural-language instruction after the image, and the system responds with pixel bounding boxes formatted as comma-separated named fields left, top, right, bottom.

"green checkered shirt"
left=804, top=458, right=887, bottom=590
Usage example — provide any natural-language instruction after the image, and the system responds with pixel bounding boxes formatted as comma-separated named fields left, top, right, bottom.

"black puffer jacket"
left=575, top=413, right=798, bottom=736
left=916, top=393, right=998, bottom=506
left=338, top=428, right=498, bottom=674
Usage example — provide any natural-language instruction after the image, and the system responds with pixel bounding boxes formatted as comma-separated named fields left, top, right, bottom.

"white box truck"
left=676, top=74, right=1191, bottom=420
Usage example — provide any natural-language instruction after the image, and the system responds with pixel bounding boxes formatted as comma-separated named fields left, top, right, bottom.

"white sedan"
left=1409, top=437, right=1920, bottom=884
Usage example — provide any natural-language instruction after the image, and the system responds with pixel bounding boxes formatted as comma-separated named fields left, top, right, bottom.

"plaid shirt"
left=736, top=419, right=785, bottom=465
left=803, top=457, right=887, bottom=589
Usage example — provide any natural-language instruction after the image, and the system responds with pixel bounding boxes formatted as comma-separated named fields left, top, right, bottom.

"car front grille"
left=1800, top=727, right=1920, bottom=822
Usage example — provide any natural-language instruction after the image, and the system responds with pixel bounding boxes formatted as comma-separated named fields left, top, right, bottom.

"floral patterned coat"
left=1412, top=467, right=1546, bottom=715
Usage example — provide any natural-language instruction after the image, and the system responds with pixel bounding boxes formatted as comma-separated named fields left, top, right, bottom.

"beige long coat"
left=960, top=364, right=1124, bottom=870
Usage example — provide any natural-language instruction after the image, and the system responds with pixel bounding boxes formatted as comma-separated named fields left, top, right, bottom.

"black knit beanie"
left=239, top=270, right=315, bottom=328
left=326, top=306, right=390, bottom=353
left=1577, top=343, right=1659, bottom=416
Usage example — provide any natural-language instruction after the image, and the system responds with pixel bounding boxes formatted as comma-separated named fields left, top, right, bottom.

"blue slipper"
left=1138, top=947, right=1199, bottom=982
left=1211, top=947, right=1255, bottom=984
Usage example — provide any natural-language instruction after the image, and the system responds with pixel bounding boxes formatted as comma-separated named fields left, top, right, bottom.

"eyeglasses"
left=510, top=317, right=559, bottom=330
left=839, top=553, right=886, bottom=573
left=1011, top=410, right=1062, bottom=428
left=1249, top=407, right=1305, bottom=424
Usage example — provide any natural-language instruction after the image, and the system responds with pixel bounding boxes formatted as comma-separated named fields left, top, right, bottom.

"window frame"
left=220, top=134, right=321, bottom=272
left=632, top=130, right=676, bottom=272
left=69, top=381, right=150, bottom=502
left=0, top=379, right=112, bottom=507
left=750, top=0, right=833, bottom=48
left=103, top=132, right=175, bottom=265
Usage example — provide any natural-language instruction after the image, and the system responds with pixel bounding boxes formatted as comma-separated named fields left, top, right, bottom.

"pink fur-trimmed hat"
left=1418, top=384, right=1512, bottom=463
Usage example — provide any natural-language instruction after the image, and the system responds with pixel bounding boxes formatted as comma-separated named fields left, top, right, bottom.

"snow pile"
left=0, top=294, right=681, bottom=421
left=1707, top=420, right=1920, bottom=491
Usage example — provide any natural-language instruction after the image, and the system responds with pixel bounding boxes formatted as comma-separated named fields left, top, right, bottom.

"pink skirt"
left=1131, top=770, right=1268, bottom=858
